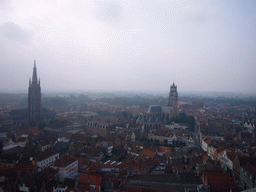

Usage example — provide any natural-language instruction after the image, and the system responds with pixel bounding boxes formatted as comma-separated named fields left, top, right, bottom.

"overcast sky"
left=0, top=0, right=255, bottom=93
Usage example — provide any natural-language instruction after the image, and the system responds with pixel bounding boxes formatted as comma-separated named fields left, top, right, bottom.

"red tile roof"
left=78, top=174, right=102, bottom=186
left=203, top=156, right=209, bottom=161
left=53, top=155, right=77, bottom=167
left=72, top=157, right=90, bottom=166
left=238, top=156, right=256, bottom=166
left=132, top=166, right=140, bottom=173
left=226, top=152, right=241, bottom=161
left=79, top=185, right=90, bottom=191
left=140, top=149, right=156, bottom=159
left=100, top=164, right=114, bottom=169
left=215, top=147, right=225, bottom=154
left=200, top=149, right=207, bottom=155
left=202, top=172, right=235, bottom=192
left=155, top=146, right=169, bottom=153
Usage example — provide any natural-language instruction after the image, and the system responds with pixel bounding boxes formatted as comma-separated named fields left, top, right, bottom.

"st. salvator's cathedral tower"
left=136, top=83, right=178, bottom=128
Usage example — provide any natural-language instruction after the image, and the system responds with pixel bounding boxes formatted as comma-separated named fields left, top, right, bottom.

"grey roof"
left=124, top=174, right=202, bottom=192
left=147, top=105, right=172, bottom=113
left=147, top=105, right=162, bottom=113
left=99, top=141, right=112, bottom=147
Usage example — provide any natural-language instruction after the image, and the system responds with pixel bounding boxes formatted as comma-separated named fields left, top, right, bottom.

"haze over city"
left=1, top=0, right=255, bottom=93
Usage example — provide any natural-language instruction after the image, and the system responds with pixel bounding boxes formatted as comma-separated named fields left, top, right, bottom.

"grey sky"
left=0, top=0, right=255, bottom=93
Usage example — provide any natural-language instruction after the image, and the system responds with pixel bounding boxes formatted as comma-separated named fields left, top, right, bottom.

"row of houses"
left=201, top=136, right=256, bottom=190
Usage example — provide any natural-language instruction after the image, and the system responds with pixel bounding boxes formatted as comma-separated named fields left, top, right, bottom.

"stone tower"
left=28, top=60, right=41, bottom=123
left=167, top=83, right=178, bottom=117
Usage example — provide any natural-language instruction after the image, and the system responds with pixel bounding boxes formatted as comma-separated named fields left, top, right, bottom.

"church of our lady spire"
left=28, top=60, right=41, bottom=123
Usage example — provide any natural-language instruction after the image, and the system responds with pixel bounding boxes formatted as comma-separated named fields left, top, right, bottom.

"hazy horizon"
left=1, top=89, right=256, bottom=98
left=1, top=1, right=255, bottom=93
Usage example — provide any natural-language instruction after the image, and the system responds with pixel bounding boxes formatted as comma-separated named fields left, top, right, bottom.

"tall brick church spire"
left=32, top=60, right=38, bottom=84
left=28, top=60, right=41, bottom=123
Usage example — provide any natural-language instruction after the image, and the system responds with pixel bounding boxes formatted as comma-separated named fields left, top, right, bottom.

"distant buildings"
left=85, top=119, right=112, bottom=137
left=136, top=83, right=178, bottom=128
left=28, top=60, right=41, bottom=123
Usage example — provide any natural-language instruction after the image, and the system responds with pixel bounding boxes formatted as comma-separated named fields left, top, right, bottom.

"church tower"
left=28, top=60, right=41, bottom=123
left=167, top=83, right=178, bottom=117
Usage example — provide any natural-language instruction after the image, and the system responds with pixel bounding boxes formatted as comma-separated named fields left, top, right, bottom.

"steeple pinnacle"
left=32, top=60, right=38, bottom=84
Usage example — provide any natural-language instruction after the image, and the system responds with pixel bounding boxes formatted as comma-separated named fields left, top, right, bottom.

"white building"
left=201, top=137, right=210, bottom=152
left=52, top=155, right=78, bottom=183
left=219, top=150, right=236, bottom=171
left=165, top=123, right=188, bottom=130
left=32, top=149, right=59, bottom=171
left=165, top=134, right=178, bottom=145
left=244, top=122, right=255, bottom=133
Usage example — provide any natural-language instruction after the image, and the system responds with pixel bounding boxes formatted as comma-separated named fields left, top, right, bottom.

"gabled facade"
left=244, top=122, right=255, bottom=133
left=240, top=163, right=256, bottom=190
left=219, top=150, right=233, bottom=171
left=233, top=156, right=256, bottom=184
left=166, top=134, right=177, bottom=145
